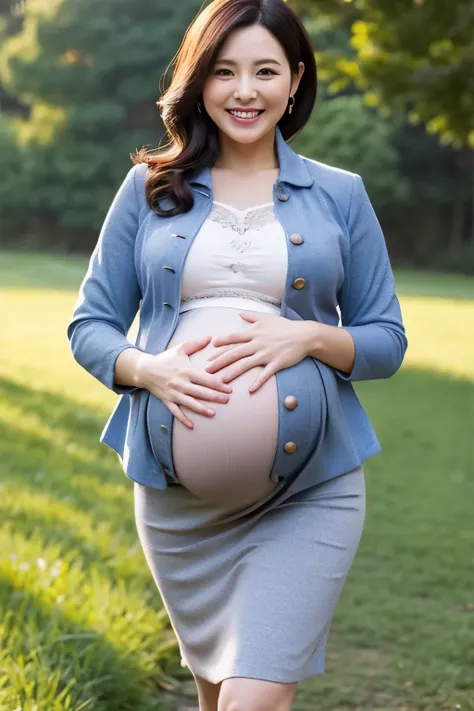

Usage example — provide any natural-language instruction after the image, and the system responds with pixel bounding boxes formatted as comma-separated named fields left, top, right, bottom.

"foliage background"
left=0, top=0, right=473, bottom=271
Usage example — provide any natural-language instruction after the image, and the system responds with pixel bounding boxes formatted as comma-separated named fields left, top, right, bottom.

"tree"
left=290, top=0, right=474, bottom=149
left=0, top=0, right=204, bottom=244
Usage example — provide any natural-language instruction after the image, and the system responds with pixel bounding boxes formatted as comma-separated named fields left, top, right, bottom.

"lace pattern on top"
left=181, top=287, right=281, bottom=307
left=208, top=202, right=276, bottom=235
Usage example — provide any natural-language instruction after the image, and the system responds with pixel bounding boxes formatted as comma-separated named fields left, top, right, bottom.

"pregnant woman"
left=66, top=1, right=408, bottom=709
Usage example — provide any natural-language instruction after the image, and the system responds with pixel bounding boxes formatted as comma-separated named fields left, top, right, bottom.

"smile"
left=226, top=109, right=265, bottom=124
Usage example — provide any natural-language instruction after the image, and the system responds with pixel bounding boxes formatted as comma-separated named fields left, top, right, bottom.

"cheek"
left=264, top=82, right=289, bottom=106
left=203, top=80, right=228, bottom=106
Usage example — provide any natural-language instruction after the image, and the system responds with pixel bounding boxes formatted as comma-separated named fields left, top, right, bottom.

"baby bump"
left=165, top=306, right=280, bottom=508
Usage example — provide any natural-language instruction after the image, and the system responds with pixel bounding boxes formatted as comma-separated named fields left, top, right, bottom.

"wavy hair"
left=130, top=0, right=318, bottom=217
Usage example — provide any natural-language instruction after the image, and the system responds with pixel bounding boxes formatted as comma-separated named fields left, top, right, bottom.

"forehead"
left=215, top=24, right=284, bottom=62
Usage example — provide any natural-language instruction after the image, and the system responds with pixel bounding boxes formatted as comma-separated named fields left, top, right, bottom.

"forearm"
left=302, top=320, right=355, bottom=376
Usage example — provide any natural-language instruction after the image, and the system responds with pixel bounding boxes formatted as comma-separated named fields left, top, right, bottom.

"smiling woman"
left=201, top=25, right=304, bottom=171
left=130, top=0, right=317, bottom=217
left=66, top=0, right=406, bottom=703
left=124, top=0, right=378, bottom=698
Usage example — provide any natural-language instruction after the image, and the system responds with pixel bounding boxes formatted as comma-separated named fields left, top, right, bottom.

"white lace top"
left=179, top=200, right=288, bottom=316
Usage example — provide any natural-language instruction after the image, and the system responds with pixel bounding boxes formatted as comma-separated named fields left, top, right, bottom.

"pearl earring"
left=288, top=96, right=295, bottom=114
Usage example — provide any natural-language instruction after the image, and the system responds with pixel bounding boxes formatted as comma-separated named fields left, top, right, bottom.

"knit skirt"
left=134, top=463, right=365, bottom=684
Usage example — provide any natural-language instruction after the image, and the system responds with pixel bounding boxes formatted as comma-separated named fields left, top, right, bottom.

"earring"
left=197, top=100, right=202, bottom=114
left=288, top=96, right=295, bottom=114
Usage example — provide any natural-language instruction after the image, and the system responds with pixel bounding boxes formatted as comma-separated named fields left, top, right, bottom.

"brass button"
left=284, top=441, right=297, bottom=453
left=284, top=395, right=298, bottom=410
left=292, top=277, right=306, bottom=290
left=163, top=301, right=173, bottom=308
left=163, top=265, right=176, bottom=273
left=171, top=233, right=186, bottom=239
left=289, top=233, right=304, bottom=245
left=160, top=424, right=168, bottom=432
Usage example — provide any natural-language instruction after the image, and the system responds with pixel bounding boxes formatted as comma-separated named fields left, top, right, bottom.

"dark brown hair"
left=130, top=0, right=317, bottom=217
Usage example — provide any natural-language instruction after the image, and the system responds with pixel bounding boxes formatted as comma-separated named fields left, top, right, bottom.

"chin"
left=226, top=122, right=272, bottom=138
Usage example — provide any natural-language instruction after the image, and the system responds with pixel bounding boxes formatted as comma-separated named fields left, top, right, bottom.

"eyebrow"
left=215, top=58, right=281, bottom=66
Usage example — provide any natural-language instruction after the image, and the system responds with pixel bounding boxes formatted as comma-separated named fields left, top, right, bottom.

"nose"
left=233, top=74, right=257, bottom=101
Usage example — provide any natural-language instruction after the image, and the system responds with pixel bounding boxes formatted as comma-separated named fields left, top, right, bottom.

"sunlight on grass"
left=0, top=287, right=136, bottom=410
left=402, top=296, right=474, bottom=380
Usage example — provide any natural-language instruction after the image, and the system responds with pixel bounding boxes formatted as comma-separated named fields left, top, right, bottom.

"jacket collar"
left=187, top=124, right=313, bottom=193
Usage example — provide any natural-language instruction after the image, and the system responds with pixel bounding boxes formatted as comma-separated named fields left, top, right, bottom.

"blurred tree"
left=290, top=0, right=474, bottom=149
left=0, top=0, right=203, bottom=246
left=291, top=0, right=474, bottom=263
left=0, top=0, right=26, bottom=36
left=0, top=0, right=28, bottom=115
left=0, top=115, right=23, bottom=231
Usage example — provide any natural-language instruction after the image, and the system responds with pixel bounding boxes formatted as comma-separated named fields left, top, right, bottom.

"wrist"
left=301, top=320, right=322, bottom=357
left=134, top=351, right=155, bottom=389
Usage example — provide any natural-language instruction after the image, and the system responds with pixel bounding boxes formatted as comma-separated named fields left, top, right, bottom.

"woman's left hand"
left=204, top=311, right=315, bottom=393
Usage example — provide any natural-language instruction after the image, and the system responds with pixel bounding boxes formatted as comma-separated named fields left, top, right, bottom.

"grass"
left=0, top=250, right=473, bottom=711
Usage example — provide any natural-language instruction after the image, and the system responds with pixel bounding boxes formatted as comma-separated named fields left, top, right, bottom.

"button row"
left=170, top=232, right=304, bottom=245
left=283, top=395, right=298, bottom=454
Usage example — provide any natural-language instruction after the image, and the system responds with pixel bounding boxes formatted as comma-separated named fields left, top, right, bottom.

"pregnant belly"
left=166, top=305, right=281, bottom=508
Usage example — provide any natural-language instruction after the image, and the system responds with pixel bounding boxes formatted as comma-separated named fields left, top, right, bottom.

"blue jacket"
left=66, top=125, right=407, bottom=491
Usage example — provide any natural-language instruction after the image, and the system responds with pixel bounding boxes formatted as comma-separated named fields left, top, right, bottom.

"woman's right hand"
left=136, top=335, right=233, bottom=429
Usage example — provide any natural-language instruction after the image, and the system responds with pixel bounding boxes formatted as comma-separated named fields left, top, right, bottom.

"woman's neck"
left=213, top=129, right=278, bottom=172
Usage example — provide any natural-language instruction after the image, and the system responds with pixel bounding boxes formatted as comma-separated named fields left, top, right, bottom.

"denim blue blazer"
left=66, top=125, right=408, bottom=491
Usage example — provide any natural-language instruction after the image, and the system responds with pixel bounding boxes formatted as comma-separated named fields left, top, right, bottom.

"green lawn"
left=0, top=250, right=473, bottom=711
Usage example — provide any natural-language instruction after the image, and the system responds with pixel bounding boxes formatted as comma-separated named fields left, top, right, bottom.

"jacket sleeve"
left=66, top=164, right=144, bottom=395
left=334, top=174, right=408, bottom=382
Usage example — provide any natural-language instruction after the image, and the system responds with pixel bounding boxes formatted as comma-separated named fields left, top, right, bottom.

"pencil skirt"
left=134, top=463, right=365, bottom=685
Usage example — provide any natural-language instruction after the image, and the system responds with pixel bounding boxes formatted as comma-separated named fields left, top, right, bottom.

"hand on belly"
left=203, top=308, right=313, bottom=396
left=167, top=307, right=281, bottom=506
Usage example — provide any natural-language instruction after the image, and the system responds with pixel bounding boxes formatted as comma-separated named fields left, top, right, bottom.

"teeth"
left=229, top=110, right=261, bottom=119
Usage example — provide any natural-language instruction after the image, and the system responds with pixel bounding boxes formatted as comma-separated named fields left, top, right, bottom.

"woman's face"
left=202, top=24, right=304, bottom=144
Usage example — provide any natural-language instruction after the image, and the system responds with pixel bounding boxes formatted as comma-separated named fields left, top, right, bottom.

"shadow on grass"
left=0, top=575, right=182, bottom=711
left=0, top=375, right=131, bottom=503
left=0, top=376, right=204, bottom=708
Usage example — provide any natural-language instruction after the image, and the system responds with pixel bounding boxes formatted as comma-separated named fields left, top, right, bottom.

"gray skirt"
left=133, top=463, right=366, bottom=685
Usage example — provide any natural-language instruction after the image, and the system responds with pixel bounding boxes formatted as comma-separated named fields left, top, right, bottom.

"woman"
left=67, top=0, right=408, bottom=709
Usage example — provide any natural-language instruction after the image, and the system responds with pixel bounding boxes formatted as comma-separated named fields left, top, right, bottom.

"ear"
left=291, top=61, right=305, bottom=95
